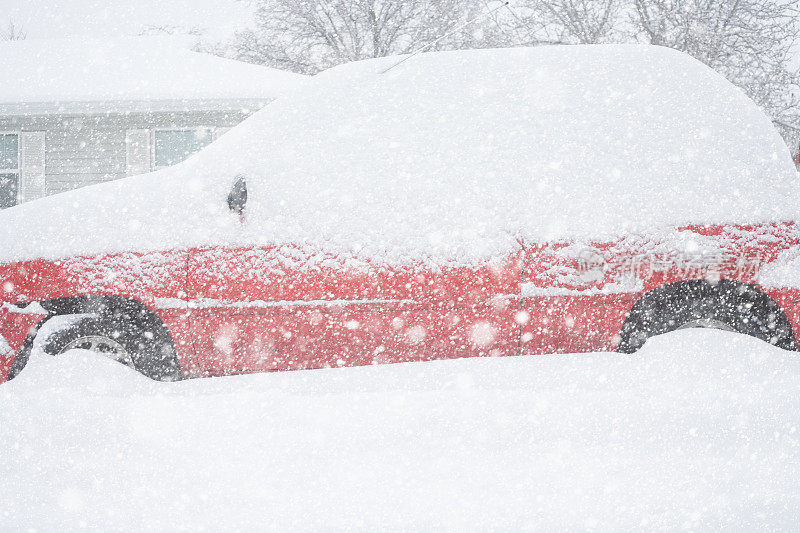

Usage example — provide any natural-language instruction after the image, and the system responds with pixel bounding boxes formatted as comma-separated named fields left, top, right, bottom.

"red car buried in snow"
left=1, top=45, right=800, bottom=382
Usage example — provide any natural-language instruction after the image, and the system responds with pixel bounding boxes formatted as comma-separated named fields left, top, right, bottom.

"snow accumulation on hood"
left=0, top=37, right=306, bottom=108
left=1, top=45, right=797, bottom=266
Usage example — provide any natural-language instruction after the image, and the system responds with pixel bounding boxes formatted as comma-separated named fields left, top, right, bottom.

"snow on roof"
left=0, top=37, right=306, bottom=114
left=1, top=45, right=798, bottom=264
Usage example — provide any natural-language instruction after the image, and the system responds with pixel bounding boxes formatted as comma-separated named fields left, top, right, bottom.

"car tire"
left=617, top=280, right=796, bottom=353
left=41, top=315, right=183, bottom=381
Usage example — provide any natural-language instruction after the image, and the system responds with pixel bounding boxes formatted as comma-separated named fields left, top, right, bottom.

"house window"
left=153, top=129, right=213, bottom=168
left=0, top=133, right=19, bottom=209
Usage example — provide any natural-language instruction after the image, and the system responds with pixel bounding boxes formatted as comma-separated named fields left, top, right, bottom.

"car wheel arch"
left=616, top=279, right=796, bottom=353
left=9, top=294, right=179, bottom=380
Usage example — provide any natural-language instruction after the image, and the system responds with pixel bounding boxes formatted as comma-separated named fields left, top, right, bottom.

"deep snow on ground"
left=1, top=329, right=799, bottom=530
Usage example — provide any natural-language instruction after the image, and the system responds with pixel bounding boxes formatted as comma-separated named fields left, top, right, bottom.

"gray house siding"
left=0, top=109, right=250, bottom=203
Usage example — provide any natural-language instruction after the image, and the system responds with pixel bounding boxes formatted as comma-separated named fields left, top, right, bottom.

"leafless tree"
left=136, top=23, right=232, bottom=56
left=138, top=24, right=207, bottom=38
left=495, top=0, right=620, bottom=45
left=231, top=0, right=487, bottom=74
left=1, top=21, right=26, bottom=41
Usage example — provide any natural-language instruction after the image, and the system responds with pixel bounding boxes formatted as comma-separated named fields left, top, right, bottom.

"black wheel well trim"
left=617, top=279, right=797, bottom=351
left=8, top=294, right=177, bottom=380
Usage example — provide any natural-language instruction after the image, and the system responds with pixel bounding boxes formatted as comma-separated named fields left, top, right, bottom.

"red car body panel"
left=0, top=308, right=46, bottom=380
left=1, top=223, right=798, bottom=381
left=187, top=245, right=523, bottom=373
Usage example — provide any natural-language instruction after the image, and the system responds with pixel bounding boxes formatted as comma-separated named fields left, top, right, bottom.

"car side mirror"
left=227, top=175, right=247, bottom=215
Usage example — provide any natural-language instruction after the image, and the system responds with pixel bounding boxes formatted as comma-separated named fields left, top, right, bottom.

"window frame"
left=151, top=127, right=214, bottom=170
left=0, top=131, right=21, bottom=207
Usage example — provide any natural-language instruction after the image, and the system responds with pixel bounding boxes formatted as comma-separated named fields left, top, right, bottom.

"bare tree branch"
left=229, top=0, right=486, bottom=74
left=1, top=21, right=26, bottom=41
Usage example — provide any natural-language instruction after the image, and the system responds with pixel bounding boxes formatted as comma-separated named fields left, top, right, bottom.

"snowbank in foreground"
left=0, top=45, right=796, bottom=265
left=1, top=329, right=799, bottom=530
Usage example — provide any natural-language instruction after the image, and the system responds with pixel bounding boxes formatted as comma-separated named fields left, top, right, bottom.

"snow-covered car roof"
left=0, top=37, right=307, bottom=114
left=2, top=45, right=798, bottom=265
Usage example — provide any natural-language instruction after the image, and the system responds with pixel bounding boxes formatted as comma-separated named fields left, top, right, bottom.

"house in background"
left=0, top=38, right=306, bottom=208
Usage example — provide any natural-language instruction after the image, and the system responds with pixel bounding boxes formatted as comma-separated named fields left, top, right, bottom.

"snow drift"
left=0, top=45, right=796, bottom=265
left=2, top=329, right=800, bottom=529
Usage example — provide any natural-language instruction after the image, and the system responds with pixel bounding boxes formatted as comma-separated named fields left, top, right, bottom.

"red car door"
left=519, top=240, right=640, bottom=355
left=187, top=243, right=523, bottom=374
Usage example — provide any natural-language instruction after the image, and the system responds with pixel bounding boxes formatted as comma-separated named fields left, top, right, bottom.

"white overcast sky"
left=1, top=0, right=254, bottom=40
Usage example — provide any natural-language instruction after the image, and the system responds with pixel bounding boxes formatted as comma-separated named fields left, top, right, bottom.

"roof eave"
left=0, top=97, right=273, bottom=116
